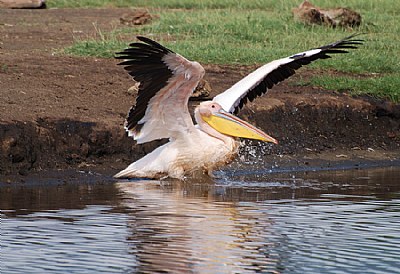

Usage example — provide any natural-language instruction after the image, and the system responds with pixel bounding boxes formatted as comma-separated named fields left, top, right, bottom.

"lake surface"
left=1, top=166, right=400, bottom=273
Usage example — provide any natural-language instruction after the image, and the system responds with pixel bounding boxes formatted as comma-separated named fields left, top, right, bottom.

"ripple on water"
left=262, top=199, right=400, bottom=273
left=2, top=206, right=135, bottom=273
left=115, top=178, right=400, bottom=274
left=1, top=167, right=400, bottom=273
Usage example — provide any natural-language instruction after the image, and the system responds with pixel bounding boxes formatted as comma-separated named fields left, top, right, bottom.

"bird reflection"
left=116, top=179, right=275, bottom=273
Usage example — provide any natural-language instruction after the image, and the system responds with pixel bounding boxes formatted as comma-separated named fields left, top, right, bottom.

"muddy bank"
left=1, top=96, right=399, bottom=178
left=0, top=119, right=162, bottom=176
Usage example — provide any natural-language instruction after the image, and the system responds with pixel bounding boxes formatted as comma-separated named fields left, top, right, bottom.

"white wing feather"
left=134, top=54, right=205, bottom=143
left=213, top=49, right=321, bottom=113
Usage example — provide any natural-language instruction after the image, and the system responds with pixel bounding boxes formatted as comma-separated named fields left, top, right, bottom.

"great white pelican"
left=114, top=34, right=363, bottom=179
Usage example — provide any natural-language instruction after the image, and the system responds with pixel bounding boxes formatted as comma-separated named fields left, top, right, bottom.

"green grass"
left=310, top=75, right=400, bottom=102
left=64, top=29, right=125, bottom=58
left=55, top=0, right=400, bottom=102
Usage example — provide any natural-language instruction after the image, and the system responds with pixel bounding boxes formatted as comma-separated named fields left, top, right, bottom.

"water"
left=1, top=167, right=400, bottom=273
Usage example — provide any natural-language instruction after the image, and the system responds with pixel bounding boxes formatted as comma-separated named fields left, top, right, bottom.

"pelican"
left=114, top=34, right=363, bottom=179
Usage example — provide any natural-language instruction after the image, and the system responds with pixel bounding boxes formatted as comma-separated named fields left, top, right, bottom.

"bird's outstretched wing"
left=213, top=34, right=364, bottom=114
left=116, top=36, right=205, bottom=144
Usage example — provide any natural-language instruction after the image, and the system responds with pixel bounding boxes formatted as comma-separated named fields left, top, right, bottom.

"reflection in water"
left=119, top=181, right=274, bottom=273
left=1, top=167, right=400, bottom=273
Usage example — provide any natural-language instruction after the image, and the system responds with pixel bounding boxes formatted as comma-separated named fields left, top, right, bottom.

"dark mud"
left=1, top=99, right=399, bottom=180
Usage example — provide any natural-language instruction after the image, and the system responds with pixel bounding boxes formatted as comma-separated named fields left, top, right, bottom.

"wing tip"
left=124, top=122, right=143, bottom=138
left=136, top=35, right=174, bottom=54
left=114, top=35, right=174, bottom=62
left=319, top=32, right=365, bottom=51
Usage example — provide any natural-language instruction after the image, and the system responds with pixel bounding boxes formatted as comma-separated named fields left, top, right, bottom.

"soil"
left=0, top=8, right=399, bottom=182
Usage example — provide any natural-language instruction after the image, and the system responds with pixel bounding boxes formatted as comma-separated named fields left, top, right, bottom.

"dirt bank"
left=0, top=8, right=399, bottom=179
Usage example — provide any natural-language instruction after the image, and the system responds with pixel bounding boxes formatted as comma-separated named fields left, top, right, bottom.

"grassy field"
left=51, top=0, right=399, bottom=102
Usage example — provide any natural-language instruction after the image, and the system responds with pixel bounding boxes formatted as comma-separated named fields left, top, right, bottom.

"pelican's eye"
left=211, top=105, right=215, bottom=108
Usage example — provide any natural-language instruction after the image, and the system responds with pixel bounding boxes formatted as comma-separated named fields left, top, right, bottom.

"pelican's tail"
left=113, top=143, right=171, bottom=179
left=114, top=163, right=155, bottom=179
left=113, top=166, right=140, bottom=179
left=113, top=161, right=164, bottom=179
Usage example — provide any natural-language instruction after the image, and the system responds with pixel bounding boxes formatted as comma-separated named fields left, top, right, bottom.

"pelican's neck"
left=194, top=106, right=234, bottom=146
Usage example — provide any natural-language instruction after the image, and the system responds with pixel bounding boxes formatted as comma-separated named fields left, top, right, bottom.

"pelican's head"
left=195, top=101, right=278, bottom=144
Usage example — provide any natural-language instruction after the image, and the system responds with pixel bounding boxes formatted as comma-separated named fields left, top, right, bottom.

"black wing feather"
left=115, top=36, right=175, bottom=133
left=232, top=33, right=364, bottom=114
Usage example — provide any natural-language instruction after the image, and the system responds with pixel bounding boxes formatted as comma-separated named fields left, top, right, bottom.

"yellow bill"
left=202, top=110, right=278, bottom=144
